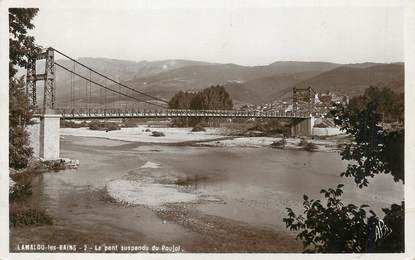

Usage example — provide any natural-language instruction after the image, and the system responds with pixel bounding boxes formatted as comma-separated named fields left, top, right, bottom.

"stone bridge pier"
left=28, top=114, right=61, bottom=160
left=290, top=117, right=315, bottom=137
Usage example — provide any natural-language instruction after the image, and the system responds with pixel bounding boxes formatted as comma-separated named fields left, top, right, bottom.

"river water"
left=26, top=134, right=404, bottom=252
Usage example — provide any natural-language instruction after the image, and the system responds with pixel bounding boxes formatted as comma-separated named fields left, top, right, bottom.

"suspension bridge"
left=25, top=47, right=315, bottom=160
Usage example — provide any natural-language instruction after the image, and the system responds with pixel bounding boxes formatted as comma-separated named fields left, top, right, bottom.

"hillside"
left=119, top=61, right=342, bottom=101
left=272, top=63, right=404, bottom=100
left=223, top=62, right=400, bottom=104
left=267, top=61, right=340, bottom=74
left=224, top=71, right=320, bottom=104
left=48, top=58, right=404, bottom=106
left=53, top=58, right=212, bottom=103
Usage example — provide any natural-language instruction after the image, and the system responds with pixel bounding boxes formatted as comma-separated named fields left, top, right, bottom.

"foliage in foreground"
left=330, top=87, right=404, bottom=187
left=284, top=86, right=404, bottom=253
left=283, top=185, right=404, bottom=253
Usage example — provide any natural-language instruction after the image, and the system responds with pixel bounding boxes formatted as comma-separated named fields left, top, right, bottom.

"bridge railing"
left=53, top=107, right=311, bottom=119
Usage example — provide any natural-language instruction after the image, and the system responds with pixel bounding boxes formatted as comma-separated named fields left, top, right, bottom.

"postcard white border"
left=0, top=0, right=414, bottom=259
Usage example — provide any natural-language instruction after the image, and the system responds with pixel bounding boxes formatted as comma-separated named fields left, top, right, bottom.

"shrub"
left=88, top=121, right=120, bottom=131
left=88, top=120, right=101, bottom=130
left=9, top=125, right=33, bottom=170
left=304, top=142, right=318, bottom=151
left=60, top=120, right=86, bottom=128
left=10, top=208, right=53, bottom=227
left=123, top=122, right=138, bottom=128
left=244, top=130, right=265, bottom=137
left=106, top=122, right=121, bottom=131
left=191, top=125, right=206, bottom=132
left=44, top=160, right=66, bottom=172
left=270, top=139, right=286, bottom=149
left=298, top=138, right=308, bottom=146
left=298, top=138, right=318, bottom=151
left=151, top=131, right=165, bottom=137
left=121, top=119, right=138, bottom=128
left=9, top=183, right=32, bottom=202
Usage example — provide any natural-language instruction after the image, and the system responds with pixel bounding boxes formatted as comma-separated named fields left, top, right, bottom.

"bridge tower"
left=292, top=86, right=314, bottom=114
left=26, top=47, right=61, bottom=160
left=26, top=47, right=56, bottom=112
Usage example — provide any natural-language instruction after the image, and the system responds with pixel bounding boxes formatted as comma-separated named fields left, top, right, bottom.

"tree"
left=9, top=78, right=34, bottom=169
left=284, top=185, right=404, bottom=253
left=9, top=8, right=40, bottom=169
left=284, top=185, right=374, bottom=253
left=363, top=86, right=404, bottom=123
left=168, top=86, right=233, bottom=111
left=9, top=8, right=40, bottom=78
left=283, top=87, right=404, bottom=253
left=168, top=91, right=196, bottom=109
left=190, top=85, right=233, bottom=110
left=331, top=87, right=404, bottom=187
left=168, top=85, right=233, bottom=126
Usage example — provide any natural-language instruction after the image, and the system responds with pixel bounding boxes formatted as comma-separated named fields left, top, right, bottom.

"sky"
left=31, top=6, right=404, bottom=66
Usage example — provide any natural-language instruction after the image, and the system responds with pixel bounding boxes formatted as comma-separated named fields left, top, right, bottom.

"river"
left=10, top=134, right=404, bottom=253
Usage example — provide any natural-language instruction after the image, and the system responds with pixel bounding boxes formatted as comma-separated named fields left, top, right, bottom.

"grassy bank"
left=10, top=184, right=53, bottom=227
left=9, top=160, right=63, bottom=227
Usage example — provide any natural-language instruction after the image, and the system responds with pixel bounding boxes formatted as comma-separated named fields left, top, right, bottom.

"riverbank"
left=60, top=125, right=226, bottom=144
left=9, top=158, right=78, bottom=228
left=60, top=126, right=350, bottom=152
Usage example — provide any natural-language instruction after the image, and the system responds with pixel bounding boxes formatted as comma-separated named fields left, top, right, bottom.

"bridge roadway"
left=51, top=108, right=311, bottom=120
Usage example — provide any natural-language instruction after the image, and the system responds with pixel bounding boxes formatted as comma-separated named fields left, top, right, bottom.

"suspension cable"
left=89, top=70, right=91, bottom=110
left=104, top=78, right=107, bottom=110
left=54, top=62, right=167, bottom=108
left=52, top=48, right=168, bottom=104
left=85, top=77, right=88, bottom=110
left=71, top=62, right=74, bottom=109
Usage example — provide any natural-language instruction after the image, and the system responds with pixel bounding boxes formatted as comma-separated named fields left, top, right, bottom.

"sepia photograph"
left=1, top=0, right=414, bottom=258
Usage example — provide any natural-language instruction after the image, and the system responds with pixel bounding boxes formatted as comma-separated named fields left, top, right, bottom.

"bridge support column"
left=39, top=114, right=61, bottom=160
left=290, top=117, right=315, bottom=137
left=28, top=114, right=61, bottom=160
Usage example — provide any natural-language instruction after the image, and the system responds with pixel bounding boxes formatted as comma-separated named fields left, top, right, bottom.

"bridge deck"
left=43, top=108, right=311, bottom=120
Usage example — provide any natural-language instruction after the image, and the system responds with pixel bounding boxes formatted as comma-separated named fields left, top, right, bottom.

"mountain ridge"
left=46, top=58, right=404, bottom=105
